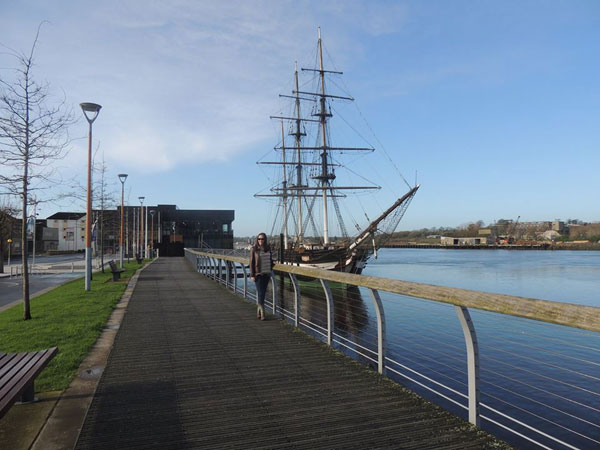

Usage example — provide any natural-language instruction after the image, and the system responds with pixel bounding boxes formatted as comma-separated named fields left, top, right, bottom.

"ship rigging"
left=255, top=28, right=419, bottom=273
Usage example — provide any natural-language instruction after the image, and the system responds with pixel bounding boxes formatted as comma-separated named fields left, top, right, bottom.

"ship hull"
left=280, top=246, right=372, bottom=274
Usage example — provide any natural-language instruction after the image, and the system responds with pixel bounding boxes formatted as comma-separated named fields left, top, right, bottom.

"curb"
left=30, top=259, right=156, bottom=450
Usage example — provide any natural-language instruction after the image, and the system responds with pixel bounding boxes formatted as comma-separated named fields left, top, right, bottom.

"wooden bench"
left=0, top=347, right=59, bottom=418
left=108, top=260, right=125, bottom=281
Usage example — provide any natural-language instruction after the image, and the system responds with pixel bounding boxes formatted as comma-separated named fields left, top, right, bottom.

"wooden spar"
left=281, top=121, right=288, bottom=250
left=348, top=185, right=420, bottom=251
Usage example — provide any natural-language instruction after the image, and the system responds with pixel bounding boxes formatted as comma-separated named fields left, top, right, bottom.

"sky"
left=1, top=0, right=599, bottom=236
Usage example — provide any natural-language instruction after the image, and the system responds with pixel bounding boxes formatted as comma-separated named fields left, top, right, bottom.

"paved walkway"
left=75, top=258, right=505, bottom=449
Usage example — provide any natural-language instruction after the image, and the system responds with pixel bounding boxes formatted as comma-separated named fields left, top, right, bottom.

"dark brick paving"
left=75, top=257, right=507, bottom=449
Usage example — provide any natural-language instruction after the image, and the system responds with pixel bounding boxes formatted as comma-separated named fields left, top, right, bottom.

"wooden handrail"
left=185, top=249, right=600, bottom=332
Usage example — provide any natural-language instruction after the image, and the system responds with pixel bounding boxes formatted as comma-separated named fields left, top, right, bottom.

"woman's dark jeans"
left=255, top=274, right=270, bottom=306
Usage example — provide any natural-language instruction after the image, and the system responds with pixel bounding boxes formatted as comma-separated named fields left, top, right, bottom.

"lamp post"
left=118, top=174, right=128, bottom=268
left=138, top=196, right=144, bottom=260
left=149, top=210, right=155, bottom=258
left=7, top=239, right=12, bottom=271
left=80, top=102, right=102, bottom=291
left=144, top=204, right=149, bottom=259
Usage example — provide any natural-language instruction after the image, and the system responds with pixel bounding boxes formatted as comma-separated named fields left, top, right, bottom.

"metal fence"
left=185, top=248, right=600, bottom=450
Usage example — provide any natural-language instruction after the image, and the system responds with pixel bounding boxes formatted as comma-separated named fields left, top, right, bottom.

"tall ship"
left=256, top=28, right=419, bottom=274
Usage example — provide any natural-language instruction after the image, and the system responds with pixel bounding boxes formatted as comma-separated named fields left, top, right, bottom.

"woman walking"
left=250, top=233, right=273, bottom=320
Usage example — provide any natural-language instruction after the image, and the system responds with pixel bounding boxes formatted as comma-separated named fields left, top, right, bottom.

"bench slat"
left=0, top=352, right=46, bottom=398
left=0, top=347, right=58, bottom=417
left=0, top=353, right=31, bottom=385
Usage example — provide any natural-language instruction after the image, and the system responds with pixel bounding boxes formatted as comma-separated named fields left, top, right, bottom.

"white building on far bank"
left=46, top=212, right=87, bottom=252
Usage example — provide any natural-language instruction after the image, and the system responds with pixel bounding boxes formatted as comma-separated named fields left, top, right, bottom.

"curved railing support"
left=289, top=273, right=300, bottom=328
left=242, top=265, right=248, bottom=299
left=225, top=260, right=231, bottom=289
left=270, top=272, right=279, bottom=316
left=320, top=279, right=334, bottom=345
left=232, top=262, right=238, bottom=294
left=369, top=288, right=387, bottom=375
left=456, top=306, right=480, bottom=427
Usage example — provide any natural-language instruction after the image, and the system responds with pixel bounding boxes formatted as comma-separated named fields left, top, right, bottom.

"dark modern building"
left=119, top=204, right=234, bottom=257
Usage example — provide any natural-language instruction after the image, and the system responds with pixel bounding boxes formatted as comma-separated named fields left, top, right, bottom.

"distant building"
left=441, top=236, right=487, bottom=246
left=46, top=212, right=87, bottom=252
left=46, top=206, right=235, bottom=257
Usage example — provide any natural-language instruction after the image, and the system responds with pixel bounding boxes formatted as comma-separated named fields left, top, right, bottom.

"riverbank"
left=383, top=242, right=600, bottom=250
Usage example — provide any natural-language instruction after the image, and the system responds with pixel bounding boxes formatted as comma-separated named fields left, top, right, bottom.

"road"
left=0, top=272, right=83, bottom=309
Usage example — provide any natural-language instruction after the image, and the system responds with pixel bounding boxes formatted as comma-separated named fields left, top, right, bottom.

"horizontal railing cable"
left=480, top=343, right=600, bottom=383
left=479, top=366, right=600, bottom=414
left=481, top=390, right=600, bottom=442
left=480, top=404, right=582, bottom=450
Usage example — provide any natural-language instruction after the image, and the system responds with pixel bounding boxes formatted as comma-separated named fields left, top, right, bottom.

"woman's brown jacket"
left=250, top=245, right=273, bottom=278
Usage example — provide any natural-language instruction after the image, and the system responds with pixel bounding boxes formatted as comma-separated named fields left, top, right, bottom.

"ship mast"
left=293, top=62, right=304, bottom=243
left=317, top=27, right=331, bottom=245
left=280, top=121, right=289, bottom=249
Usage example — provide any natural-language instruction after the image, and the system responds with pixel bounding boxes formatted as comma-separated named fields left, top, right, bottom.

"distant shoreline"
left=382, top=243, right=600, bottom=251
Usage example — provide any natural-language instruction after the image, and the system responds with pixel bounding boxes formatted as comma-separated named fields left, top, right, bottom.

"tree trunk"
left=100, top=209, right=104, bottom=272
left=22, top=186, right=30, bottom=320
left=0, top=240, right=4, bottom=274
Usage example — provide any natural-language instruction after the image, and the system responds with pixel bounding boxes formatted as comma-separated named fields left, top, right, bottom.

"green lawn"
left=0, top=260, right=147, bottom=392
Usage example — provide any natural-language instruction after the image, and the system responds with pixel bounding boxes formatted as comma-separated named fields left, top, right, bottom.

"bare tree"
left=94, top=151, right=117, bottom=271
left=0, top=25, right=74, bottom=320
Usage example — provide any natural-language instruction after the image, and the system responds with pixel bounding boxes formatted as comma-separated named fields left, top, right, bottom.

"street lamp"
left=118, top=173, right=128, bottom=268
left=80, top=102, right=102, bottom=291
left=7, top=239, right=12, bottom=272
left=149, top=210, right=155, bottom=258
left=144, top=203, right=149, bottom=259
left=138, top=196, right=144, bottom=261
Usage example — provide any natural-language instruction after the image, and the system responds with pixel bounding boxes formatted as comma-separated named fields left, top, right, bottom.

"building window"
left=222, top=223, right=229, bottom=233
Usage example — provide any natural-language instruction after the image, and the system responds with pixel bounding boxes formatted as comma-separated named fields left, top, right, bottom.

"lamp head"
left=118, top=173, right=128, bottom=183
left=149, top=210, right=155, bottom=216
left=139, top=196, right=145, bottom=205
left=80, top=102, right=102, bottom=124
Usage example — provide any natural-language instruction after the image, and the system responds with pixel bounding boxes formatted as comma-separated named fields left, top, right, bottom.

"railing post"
left=210, top=257, right=217, bottom=280
left=289, top=273, right=300, bottom=328
left=368, top=288, right=387, bottom=375
left=242, top=264, right=248, bottom=299
left=217, top=258, right=222, bottom=283
left=270, top=272, right=278, bottom=316
left=455, top=306, right=480, bottom=427
left=320, top=279, right=334, bottom=346
left=225, top=260, right=231, bottom=289
left=232, top=262, right=238, bottom=294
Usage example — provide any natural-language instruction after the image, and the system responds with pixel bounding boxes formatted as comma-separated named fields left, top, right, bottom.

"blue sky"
left=1, top=1, right=599, bottom=236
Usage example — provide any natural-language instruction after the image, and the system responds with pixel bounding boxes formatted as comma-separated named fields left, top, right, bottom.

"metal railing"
left=185, top=248, right=600, bottom=449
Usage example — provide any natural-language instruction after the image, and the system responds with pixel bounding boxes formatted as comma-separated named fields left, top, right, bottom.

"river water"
left=365, top=248, right=600, bottom=307
left=266, top=249, right=600, bottom=449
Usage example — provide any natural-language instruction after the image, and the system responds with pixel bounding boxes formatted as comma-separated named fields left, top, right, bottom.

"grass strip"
left=0, top=260, right=147, bottom=392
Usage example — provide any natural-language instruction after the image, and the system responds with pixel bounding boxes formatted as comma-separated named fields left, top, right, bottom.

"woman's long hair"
left=255, top=233, right=270, bottom=251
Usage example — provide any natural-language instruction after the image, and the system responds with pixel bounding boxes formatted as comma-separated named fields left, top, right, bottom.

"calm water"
left=261, top=249, right=600, bottom=449
left=366, top=248, right=600, bottom=307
